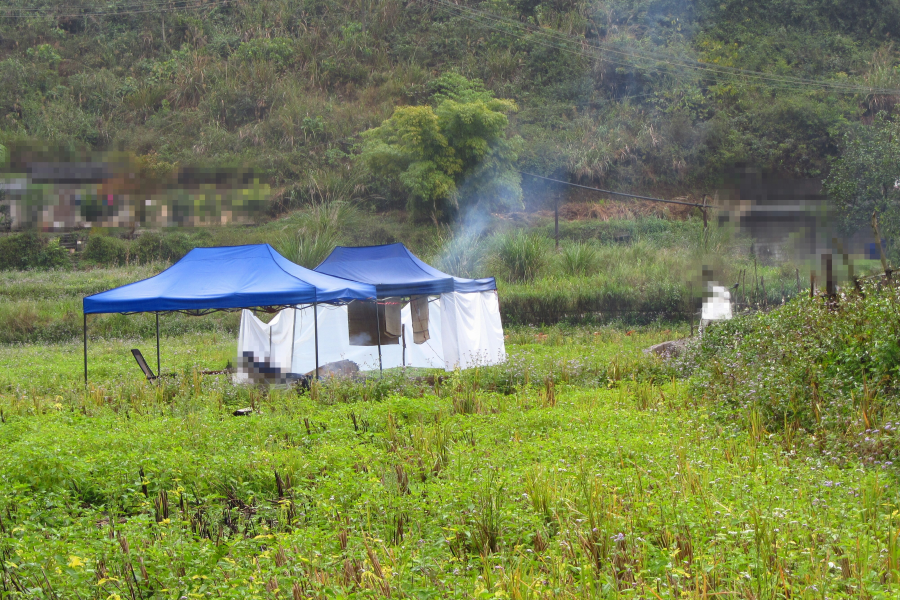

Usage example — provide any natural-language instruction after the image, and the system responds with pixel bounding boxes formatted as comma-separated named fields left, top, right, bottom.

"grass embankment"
left=0, top=212, right=830, bottom=342
left=1, top=324, right=900, bottom=598
left=689, top=279, right=900, bottom=467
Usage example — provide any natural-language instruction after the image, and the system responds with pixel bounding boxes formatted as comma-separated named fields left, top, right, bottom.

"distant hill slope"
left=1, top=0, right=898, bottom=208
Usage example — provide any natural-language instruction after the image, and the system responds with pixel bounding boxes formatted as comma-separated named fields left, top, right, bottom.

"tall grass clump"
left=431, top=228, right=485, bottom=278
left=274, top=199, right=361, bottom=267
left=556, top=240, right=598, bottom=276
left=487, top=229, right=551, bottom=283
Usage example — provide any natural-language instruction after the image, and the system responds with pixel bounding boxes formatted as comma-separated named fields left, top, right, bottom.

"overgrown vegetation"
left=688, top=278, right=900, bottom=466
left=0, top=0, right=897, bottom=215
left=2, top=317, right=900, bottom=598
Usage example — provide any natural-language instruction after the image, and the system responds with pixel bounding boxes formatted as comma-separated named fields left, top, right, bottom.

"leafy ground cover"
left=688, top=279, right=900, bottom=467
left=1, top=212, right=843, bottom=341
left=1, top=321, right=899, bottom=599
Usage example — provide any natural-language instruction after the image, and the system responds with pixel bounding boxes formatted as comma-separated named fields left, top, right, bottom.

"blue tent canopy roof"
left=83, top=244, right=376, bottom=314
left=314, top=243, right=496, bottom=297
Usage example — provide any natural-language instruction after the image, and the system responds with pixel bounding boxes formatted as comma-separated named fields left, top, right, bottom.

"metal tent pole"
left=156, top=313, right=160, bottom=378
left=375, top=299, right=383, bottom=375
left=313, top=302, right=319, bottom=380
left=290, top=305, right=298, bottom=377
left=83, top=313, right=88, bottom=385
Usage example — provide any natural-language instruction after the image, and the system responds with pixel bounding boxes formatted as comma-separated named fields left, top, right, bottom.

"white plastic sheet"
left=440, top=290, right=506, bottom=370
left=236, top=291, right=506, bottom=377
left=701, top=285, right=733, bottom=321
left=235, top=308, right=297, bottom=383
left=287, top=300, right=445, bottom=374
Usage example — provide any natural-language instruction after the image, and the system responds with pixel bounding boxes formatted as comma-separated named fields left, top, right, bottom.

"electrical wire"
left=519, top=171, right=707, bottom=208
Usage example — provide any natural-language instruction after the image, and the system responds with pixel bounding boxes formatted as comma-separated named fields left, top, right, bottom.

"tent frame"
left=83, top=303, right=330, bottom=385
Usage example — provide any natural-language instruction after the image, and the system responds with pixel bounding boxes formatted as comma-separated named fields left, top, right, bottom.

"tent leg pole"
left=375, top=300, right=383, bottom=376
left=83, top=313, right=88, bottom=386
left=313, top=302, right=319, bottom=380
left=156, top=313, right=160, bottom=378
left=291, top=305, right=298, bottom=377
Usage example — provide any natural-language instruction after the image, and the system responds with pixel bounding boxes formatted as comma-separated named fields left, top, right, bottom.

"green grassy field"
left=1, top=317, right=899, bottom=599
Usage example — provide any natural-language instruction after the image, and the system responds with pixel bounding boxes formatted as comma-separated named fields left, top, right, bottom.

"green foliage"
left=0, top=231, right=70, bottom=270
left=274, top=199, right=362, bottom=267
left=0, top=0, right=893, bottom=199
left=431, top=228, right=486, bottom=279
left=824, top=113, right=900, bottom=262
left=488, top=229, right=551, bottom=283
left=233, top=37, right=296, bottom=69
left=688, top=281, right=900, bottom=462
left=2, top=322, right=900, bottom=597
left=82, top=234, right=129, bottom=266
left=557, top=240, right=598, bottom=276
left=25, top=43, right=61, bottom=66
left=362, top=76, right=522, bottom=221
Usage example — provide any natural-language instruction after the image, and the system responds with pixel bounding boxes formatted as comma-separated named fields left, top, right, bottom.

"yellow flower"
left=68, top=556, right=85, bottom=568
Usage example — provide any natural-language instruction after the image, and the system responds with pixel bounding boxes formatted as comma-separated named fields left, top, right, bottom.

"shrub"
left=556, top=241, right=598, bottom=277
left=0, top=232, right=71, bottom=271
left=687, top=280, right=900, bottom=461
left=488, top=229, right=551, bottom=283
left=131, top=231, right=195, bottom=264
left=83, top=235, right=129, bottom=266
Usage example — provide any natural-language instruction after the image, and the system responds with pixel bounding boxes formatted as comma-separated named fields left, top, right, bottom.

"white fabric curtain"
left=235, top=308, right=296, bottom=383
left=236, top=291, right=506, bottom=377
left=440, top=290, right=506, bottom=370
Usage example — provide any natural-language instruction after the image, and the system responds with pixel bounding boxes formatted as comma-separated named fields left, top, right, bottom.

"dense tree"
left=824, top=113, right=900, bottom=261
left=361, top=76, right=522, bottom=221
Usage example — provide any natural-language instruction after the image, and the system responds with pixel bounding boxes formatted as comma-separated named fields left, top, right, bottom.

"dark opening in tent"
left=81, top=244, right=375, bottom=383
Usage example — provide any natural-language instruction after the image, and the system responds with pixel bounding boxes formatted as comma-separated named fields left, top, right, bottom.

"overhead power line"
left=421, top=0, right=900, bottom=96
left=520, top=171, right=707, bottom=208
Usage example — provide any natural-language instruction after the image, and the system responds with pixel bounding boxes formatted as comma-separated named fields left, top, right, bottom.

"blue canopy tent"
left=313, top=243, right=501, bottom=372
left=314, top=243, right=496, bottom=297
left=82, top=244, right=375, bottom=384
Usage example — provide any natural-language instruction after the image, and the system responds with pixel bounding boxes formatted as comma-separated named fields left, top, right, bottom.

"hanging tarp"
left=83, top=244, right=376, bottom=314
left=236, top=308, right=303, bottom=384
left=314, top=243, right=496, bottom=297
left=440, top=291, right=506, bottom=369
left=237, top=299, right=447, bottom=375
left=237, top=291, right=506, bottom=374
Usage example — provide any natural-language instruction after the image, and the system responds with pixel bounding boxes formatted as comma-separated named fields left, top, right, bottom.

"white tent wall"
left=440, top=291, right=506, bottom=370
left=235, top=308, right=296, bottom=383
left=288, top=300, right=445, bottom=373
left=235, top=291, right=505, bottom=377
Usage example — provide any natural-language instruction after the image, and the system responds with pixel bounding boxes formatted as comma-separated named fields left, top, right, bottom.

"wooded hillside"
left=1, top=0, right=898, bottom=209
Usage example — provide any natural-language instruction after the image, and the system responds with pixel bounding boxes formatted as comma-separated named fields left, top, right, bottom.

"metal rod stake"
left=83, top=313, right=88, bottom=385
left=313, top=302, right=319, bottom=380
left=375, top=299, right=383, bottom=375
left=156, top=313, right=160, bottom=378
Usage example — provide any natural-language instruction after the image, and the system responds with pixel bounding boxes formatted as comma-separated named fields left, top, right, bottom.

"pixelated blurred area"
left=0, top=144, right=270, bottom=231
left=710, top=167, right=890, bottom=292
left=237, top=351, right=304, bottom=386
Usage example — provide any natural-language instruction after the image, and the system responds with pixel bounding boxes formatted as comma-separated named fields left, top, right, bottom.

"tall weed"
left=488, top=229, right=551, bottom=283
